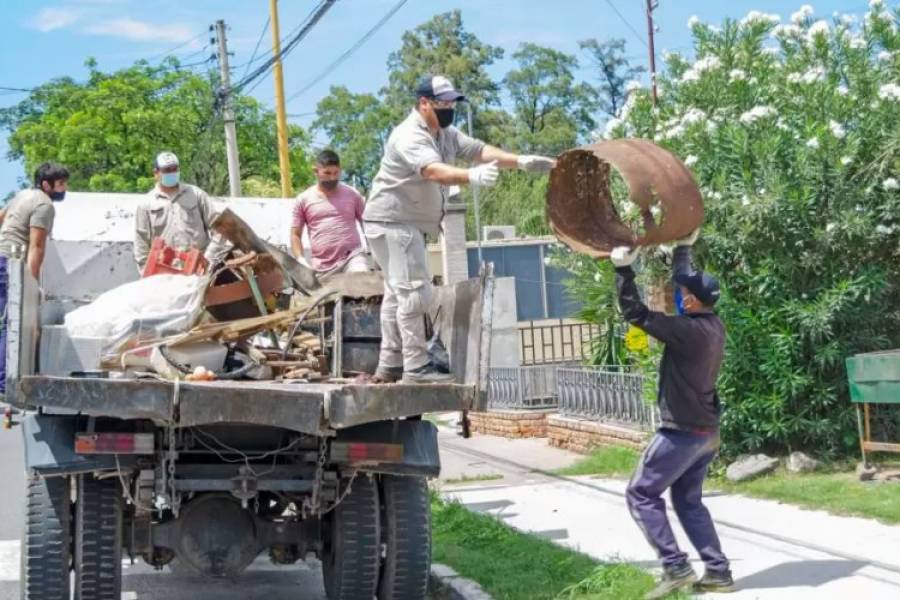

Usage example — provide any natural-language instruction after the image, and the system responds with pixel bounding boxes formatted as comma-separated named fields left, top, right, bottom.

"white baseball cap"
left=155, top=151, right=179, bottom=169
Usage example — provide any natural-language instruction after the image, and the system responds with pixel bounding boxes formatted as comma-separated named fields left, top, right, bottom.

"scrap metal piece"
left=210, top=208, right=321, bottom=294
left=547, top=139, right=704, bottom=257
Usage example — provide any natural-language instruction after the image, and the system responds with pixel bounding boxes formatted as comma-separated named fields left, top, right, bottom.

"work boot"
left=693, top=569, right=735, bottom=593
left=370, top=366, right=402, bottom=384
left=402, top=364, right=455, bottom=384
left=645, top=562, right=697, bottom=600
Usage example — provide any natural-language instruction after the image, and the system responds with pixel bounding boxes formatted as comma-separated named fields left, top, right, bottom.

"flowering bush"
left=590, top=2, right=900, bottom=456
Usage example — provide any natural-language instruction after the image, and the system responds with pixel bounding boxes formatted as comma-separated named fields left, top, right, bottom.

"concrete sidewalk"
left=436, top=426, right=900, bottom=600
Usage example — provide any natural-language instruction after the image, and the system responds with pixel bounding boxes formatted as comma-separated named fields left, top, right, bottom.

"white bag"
left=64, top=274, right=206, bottom=355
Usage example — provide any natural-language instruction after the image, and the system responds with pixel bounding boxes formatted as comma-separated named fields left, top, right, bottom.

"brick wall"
left=547, top=415, right=649, bottom=454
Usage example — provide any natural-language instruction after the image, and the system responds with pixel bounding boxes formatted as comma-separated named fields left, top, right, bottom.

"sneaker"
left=646, top=562, right=697, bottom=600
left=371, top=366, right=403, bottom=384
left=402, top=364, right=455, bottom=384
left=694, top=569, right=735, bottom=593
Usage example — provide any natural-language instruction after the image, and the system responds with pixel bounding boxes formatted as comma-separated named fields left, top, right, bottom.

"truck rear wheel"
left=322, top=475, right=381, bottom=600
left=74, top=474, right=122, bottom=600
left=21, top=475, right=72, bottom=600
left=377, top=475, right=431, bottom=600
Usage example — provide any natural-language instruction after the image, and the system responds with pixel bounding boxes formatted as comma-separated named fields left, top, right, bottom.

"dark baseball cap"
left=675, top=270, right=721, bottom=306
left=416, top=74, right=466, bottom=102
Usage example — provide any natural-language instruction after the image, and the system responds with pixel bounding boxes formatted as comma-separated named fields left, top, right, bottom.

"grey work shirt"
left=0, top=189, right=55, bottom=258
left=134, top=183, right=222, bottom=268
left=363, top=109, right=485, bottom=236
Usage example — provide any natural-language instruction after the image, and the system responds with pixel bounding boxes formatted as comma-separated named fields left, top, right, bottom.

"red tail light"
left=75, top=433, right=154, bottom=455
left=330, top=442, right=404, bottom=463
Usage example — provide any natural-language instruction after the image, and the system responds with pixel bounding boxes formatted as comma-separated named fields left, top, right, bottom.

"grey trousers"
left=364, top=222, right=432, bottom=372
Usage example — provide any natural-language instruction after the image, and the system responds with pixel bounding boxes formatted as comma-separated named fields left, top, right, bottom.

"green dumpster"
left=846, top=349, right=900, bottom=465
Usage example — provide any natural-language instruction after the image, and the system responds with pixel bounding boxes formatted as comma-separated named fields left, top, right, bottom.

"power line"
left=239, top=16, right=271, bottom=81
left=284, top=0, right=407, bottom=104
left=146, top=31, right=208, bottom=62
left=232, top=0, right=336, bottom=97
left=603, top=0, right=649, bottom=49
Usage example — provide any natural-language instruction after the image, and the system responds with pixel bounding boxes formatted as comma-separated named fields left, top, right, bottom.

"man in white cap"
left=134, top=152, right=225, bottom=271
left=363, top=74, right=555, bottom=383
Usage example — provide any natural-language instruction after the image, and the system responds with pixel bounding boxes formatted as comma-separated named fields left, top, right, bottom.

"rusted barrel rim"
left=546, top=138, right=704, bottom=258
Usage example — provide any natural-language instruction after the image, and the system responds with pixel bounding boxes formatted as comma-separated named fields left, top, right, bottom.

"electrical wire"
left=146, top=31, right=209, bottom=62
left=284, top=0, right=407, bottom=104
left=239, top=16, right=271, bottom=81
left=603, top=0, right=649, bottom=50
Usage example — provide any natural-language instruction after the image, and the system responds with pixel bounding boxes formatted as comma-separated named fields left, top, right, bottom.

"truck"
left=5, top=231, right=494, bottom=600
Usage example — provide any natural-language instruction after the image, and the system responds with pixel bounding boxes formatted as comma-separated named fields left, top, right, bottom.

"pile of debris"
left=60, top=208, right=382, bottom=384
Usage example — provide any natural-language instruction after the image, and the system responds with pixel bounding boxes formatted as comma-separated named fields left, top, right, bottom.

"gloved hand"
left=517, top=155, right=556, bottom=173
left=468, top=161, right=499, bottom=187
left=674, top=227, right=700, bottom=247
left=610, top=246, right=640, bottom=268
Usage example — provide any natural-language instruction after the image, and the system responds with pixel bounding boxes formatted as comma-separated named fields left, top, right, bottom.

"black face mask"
left=320, top=179, right=339, bottom=191
left=49, top=190, right=66, bottom=202
left=435, top=108, right=455, bottom=128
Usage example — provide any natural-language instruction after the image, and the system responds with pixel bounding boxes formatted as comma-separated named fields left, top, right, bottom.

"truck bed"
left=18, top=375, right=473, bottom=434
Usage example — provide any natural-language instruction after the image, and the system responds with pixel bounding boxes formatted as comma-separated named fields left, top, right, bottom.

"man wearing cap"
left=134, top=152, right=225, bottom=271
left=363, top=74, right=555, bottom=383
left=610, top=230, right=733, bottom=598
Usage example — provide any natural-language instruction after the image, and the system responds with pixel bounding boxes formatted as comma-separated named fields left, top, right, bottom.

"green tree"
left=312, top=86, right=393, bottom=193
left=504, top=43, right=598, bottom=155
left=575, top=5, right=900, bottom=457
left=381, top=10, right=504, bottom=133
left=579, top=38, right=646, bottom=117
left=0, top=58, right=312, bottom=196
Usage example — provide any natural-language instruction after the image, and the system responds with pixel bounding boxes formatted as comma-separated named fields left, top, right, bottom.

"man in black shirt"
left=611, top=229, right=733, bottom=598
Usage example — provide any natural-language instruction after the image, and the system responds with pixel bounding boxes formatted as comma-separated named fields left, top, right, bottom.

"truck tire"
left=74, top=474, right=122, bottom=600
left=21, top=475, right=72, bottom=600
left=377, top=475, right=431, bottom=600
left=322, top=475, right=381, bottom=600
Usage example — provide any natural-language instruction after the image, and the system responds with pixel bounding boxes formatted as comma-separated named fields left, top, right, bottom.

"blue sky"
left=0, top=0, right=873, bottom=192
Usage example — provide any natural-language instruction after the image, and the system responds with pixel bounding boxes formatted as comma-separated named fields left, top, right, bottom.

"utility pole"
left=269, top=0, right=293, bottom=198
left=214, top=20, right=242, bottom=197
left=645, top=0, right=659, bottom=106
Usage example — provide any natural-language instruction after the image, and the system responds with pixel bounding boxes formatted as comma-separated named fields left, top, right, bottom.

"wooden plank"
left=862, top=441, right=900, bottom=453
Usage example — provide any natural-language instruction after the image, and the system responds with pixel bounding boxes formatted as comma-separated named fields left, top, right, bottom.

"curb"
left=430, top=563, right=493, bottom=600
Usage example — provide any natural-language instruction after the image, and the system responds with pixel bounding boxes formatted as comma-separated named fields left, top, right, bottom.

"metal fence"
left=556, top=367, right=659, bottom=431
left=519, top=320, right=600, bottom=365
left=487, top=363, right=575, bottom=410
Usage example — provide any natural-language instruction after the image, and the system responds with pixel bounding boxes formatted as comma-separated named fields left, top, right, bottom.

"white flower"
left=662, top=124, right=686, bottom=140
left=806, top=137, right=820, bottom=149
left=685, top=154, right=698, bottom=167
left=776, top=118, right=790, bottom=131
left=878, top=50, right=893, bottom=62
left=625, top=80, right=642, bottom=93
left=739, top=105, right=777, bottom=124
left=764, top=46, right=781, bottom=56
left=876, top=224, right=895, bottom=234
left=826, top=223, right=836, bottom=232
left=870, top=0, right=884, bottom=8
left=709, top=191, right=723, bottom=201
left=593, top=272, right=602, bottom=282
left=878, top=83, right=900, bottom=100
left=801, top=66, right=826, bottom=84
left=849, top=36, right=867, bottom=49
left=680, top=56, right=721, bottom=83
left=543, top=256, right=552, bottom=266
left=791, top=4, right=814, bottom=24
left=829, top=120, right=846, bottom=139
left=773, top=24, right=802, bottom=37
left=882, top=177, right=899, bottom=190
left=741, top=195, right=751, bottom=206
left=807, top=20, right=830, bottom=42
left=837, top=84, right=850, bottom=96
left=729, top=68, right=747, bottom=81
left=604, top=117, right=624, bottom=138
left=707, top=120, right=719, bottom=133
left=741, top=11, right=780, bottom=27
left=787, top=72, right=803, bottom=83
left=681, top=108, right=707, bottom=125
left=841, top=156, right=853, bottom=165
left=688, top=15, right=701, bottom=29
left=840, top=14, right=857, bottom=26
